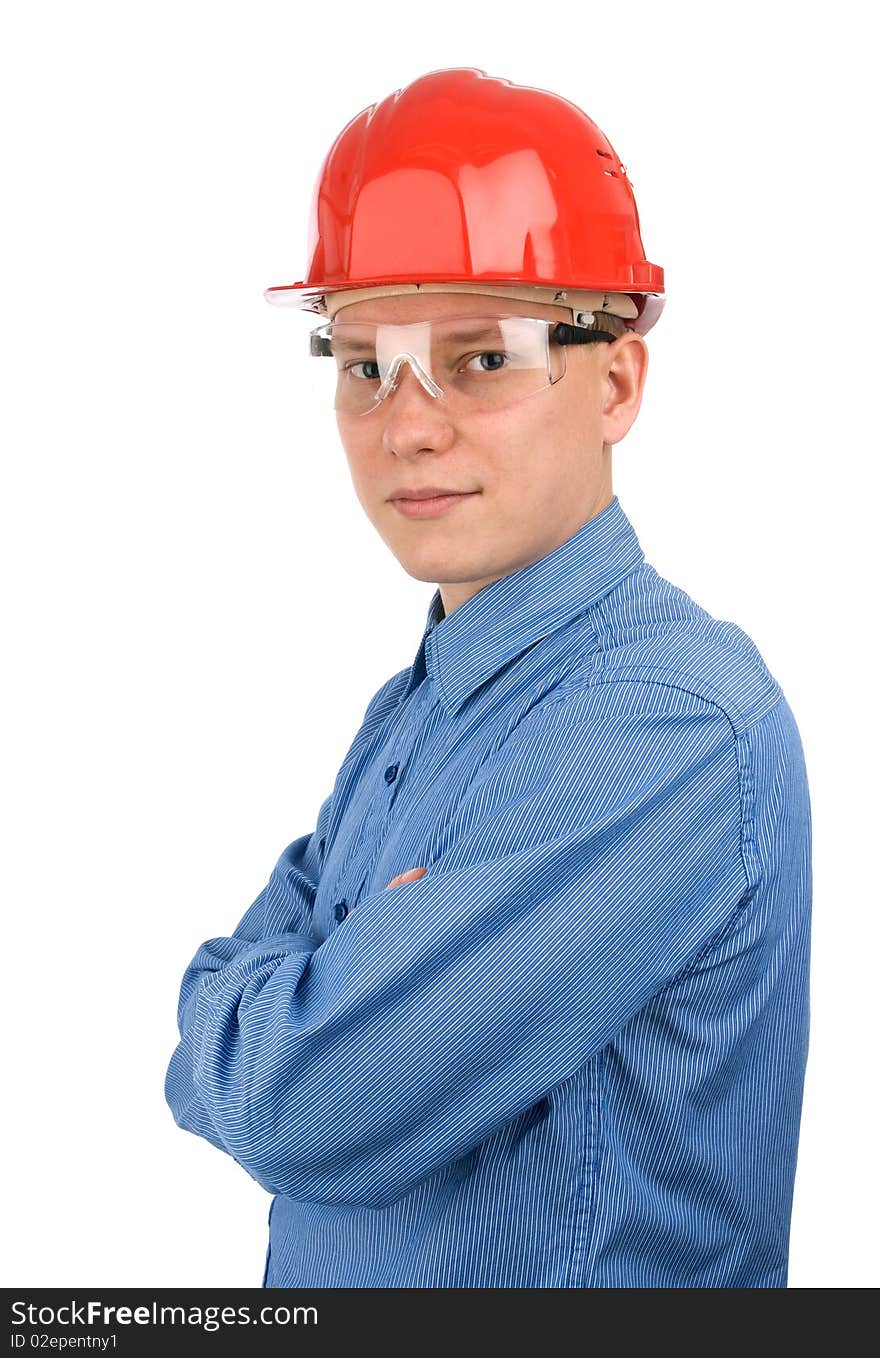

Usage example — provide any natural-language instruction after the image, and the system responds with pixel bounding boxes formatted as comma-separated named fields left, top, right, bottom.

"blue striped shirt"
left=164, top=494, right=812, bottom=1288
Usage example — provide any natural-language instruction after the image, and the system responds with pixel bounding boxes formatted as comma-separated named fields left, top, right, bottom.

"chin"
left=390, top=542, right=485, bottom=586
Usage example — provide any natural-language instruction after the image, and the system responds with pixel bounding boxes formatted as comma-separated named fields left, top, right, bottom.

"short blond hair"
left=582, top=311, right=630, bottom=339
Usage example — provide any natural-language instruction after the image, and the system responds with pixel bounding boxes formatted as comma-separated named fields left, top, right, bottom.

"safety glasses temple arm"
left=308, top=320, right=618, bottom=356
left=551, top=322, right=619, bottom=345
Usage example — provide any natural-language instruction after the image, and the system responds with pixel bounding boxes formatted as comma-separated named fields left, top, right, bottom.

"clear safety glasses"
left=307, top=314, right=619, bottom=416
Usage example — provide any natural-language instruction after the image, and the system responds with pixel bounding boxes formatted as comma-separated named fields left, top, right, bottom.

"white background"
left=2, top=0, right=876, bottom=1289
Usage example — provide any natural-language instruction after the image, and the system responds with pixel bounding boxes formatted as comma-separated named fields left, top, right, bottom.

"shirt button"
left=384, top=763, right=399, bottom=784
left=333, top=900, right=349, bottom=922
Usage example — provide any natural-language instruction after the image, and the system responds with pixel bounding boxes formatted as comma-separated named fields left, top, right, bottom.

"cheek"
left=469, top=408, right=542, bottom=478
left=335, top=414, right=358, bottom=459
left=480, top=411, right=571, bottom=497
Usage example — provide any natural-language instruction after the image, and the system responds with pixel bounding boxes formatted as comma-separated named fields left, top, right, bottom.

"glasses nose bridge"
left=376, top=347, right=443, bottom=407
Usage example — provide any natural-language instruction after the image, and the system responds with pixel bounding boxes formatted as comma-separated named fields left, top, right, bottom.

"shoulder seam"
left=533, top=673, right=763, bottom=906
left=543, top=665, right=783, bottom=738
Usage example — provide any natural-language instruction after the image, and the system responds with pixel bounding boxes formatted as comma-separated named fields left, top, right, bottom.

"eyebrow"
left=331, top=321, right=515, bottom=356
left=330, top=336, right=377, bottom=356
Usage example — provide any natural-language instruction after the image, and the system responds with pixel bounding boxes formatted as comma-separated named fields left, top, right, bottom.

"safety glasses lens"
left=309, top=316, right=565, bottom=414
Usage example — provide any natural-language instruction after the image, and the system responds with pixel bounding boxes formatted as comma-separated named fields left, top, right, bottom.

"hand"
left=386, top=866, right=428, bottom=890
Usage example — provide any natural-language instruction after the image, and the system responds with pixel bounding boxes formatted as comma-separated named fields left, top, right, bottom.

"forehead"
left=331, top=292, right=571, bottom=325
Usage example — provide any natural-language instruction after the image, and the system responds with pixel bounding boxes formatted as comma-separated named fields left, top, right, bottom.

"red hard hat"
left=265, top=68, right=665, bottom=335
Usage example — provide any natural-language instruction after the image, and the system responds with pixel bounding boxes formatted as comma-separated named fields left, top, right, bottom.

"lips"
left=388, top=488, right=475, bottom=501
left=389, top=490, right=479, bottom=520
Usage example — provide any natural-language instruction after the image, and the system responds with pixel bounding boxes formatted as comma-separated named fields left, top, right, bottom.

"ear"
left=600, top=333, right=648, bottom=447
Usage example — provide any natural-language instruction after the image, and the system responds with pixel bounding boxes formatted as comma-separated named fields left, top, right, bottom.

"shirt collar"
left=419, top=495, right=645, bottom=716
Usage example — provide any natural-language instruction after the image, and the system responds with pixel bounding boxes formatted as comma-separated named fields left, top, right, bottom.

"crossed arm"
left=164, top=685, right=749, bottom=1210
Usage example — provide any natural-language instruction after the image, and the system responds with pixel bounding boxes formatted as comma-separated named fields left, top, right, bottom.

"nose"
left=379, top=358, right=456, bottom=457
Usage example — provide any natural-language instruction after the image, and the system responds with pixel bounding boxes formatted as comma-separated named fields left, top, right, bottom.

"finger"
left=387, top=867, right=427, bottom=889
left=386, top=866, right=428, bottom=889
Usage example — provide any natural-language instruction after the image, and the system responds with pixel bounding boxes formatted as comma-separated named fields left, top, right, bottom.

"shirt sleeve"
left=163, top=791, right=331, bottom=1155
left=164, top=681, right=751, bottom=1208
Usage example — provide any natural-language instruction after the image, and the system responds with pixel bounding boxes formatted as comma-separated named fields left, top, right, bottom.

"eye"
left=463, top=351, right=509, bottom=373
left=343, top=359, right=380, bottom=381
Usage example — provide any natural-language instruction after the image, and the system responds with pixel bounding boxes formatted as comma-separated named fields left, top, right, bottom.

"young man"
left=165, top=68, right=812, bottom=1288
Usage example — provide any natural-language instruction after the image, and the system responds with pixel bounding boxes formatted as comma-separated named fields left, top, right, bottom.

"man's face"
left=331, top=291, right=648, bottom=613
